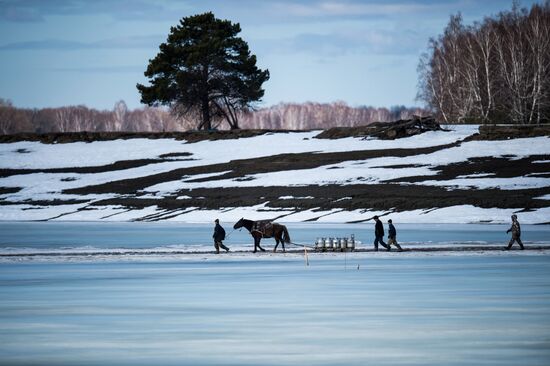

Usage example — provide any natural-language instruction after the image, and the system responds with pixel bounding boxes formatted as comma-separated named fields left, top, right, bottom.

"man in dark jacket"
left=505, top=214, right=524, bottom=250
left=387, top=219, right=403, bottom=252
left=213, top=219, right=229, bottom=253
left=373, top=216, right=389, bottom=251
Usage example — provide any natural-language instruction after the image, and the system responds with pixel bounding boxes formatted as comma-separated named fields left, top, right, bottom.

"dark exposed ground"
left=0, top=158, right=185, bottom=178
left=315, top=116, right=443, bottom=140
left=89, top=184, right=549, bottom=216
left=476, top=124, right=550, bottom=140
left=0, top=199, right=89, bottom=206
left=1, top=125, right=548, bottom=222
left=0, top=187, right=21, bottom=195
left=0, top=129, right=298, bottom=144
left=53, top=140, right=548, bottom=220
left=1, top=123, right=547, bottom=144
left=62, top=141, right=464, bottom=195
left=386, top=155, right=550, bottom=183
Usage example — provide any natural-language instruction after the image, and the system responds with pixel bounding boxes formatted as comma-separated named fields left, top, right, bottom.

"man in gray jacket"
left=505, top=214, right=524, bottom=250
left=387, top=219, right=403, bottom=252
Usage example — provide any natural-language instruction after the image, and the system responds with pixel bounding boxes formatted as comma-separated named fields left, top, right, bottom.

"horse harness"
left=251, top=220, right=274, bottom=238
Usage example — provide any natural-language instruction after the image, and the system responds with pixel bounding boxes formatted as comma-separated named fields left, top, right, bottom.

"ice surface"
left=0, top=254, right=549, bottom=365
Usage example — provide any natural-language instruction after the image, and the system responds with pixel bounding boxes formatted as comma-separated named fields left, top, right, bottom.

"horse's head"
left=233, top=218, right=244, bottom=229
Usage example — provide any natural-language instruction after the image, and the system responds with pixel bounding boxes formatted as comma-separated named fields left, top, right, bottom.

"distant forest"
left=0, top=99, right=427, bottom=134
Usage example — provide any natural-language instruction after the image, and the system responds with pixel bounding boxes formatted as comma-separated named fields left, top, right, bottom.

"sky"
left=0, top=0, right=542, bottom=111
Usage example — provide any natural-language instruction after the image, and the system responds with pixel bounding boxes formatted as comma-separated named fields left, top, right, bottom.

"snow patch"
left=279, top=196, right=314, bottom=199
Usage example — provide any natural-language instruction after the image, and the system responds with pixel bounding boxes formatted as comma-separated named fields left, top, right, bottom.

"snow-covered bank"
left=0, top=125, right=548, bottom=223
left=0, top=127, right=476, bottom=170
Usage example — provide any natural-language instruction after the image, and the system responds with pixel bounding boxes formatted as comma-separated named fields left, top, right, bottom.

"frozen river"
left=1, top=221, right=549, bottom=258
left=0, top=222, right=549, bottom=365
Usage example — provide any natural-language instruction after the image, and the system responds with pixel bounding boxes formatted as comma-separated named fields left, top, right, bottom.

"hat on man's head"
left=388, top=219, right=392, bottom=223
left=373, top=215, right=379, bottom=219
left=215, top=219, right=219, bottom=223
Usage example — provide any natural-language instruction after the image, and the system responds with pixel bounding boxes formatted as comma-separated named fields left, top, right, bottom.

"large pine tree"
left=137, top=12, right=269, bottom=130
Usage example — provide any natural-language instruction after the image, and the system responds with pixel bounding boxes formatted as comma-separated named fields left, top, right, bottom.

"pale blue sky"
left=0, top=0, right=541, bottom=110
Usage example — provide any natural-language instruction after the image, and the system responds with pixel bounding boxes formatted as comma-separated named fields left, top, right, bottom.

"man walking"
left=387, top=219, right=403, bottom=252
left=373, top=216, right=389, bottom=251
left=505, top=214, right=524, bottom=250
left=213, top=219, right=230, bottom=254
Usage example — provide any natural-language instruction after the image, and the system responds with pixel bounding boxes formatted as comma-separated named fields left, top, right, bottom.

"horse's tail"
left=282, top=225, right=291, bottom=243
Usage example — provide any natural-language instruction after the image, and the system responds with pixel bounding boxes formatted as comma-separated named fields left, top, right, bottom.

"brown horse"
left=233, top=218, right=291, bottom=253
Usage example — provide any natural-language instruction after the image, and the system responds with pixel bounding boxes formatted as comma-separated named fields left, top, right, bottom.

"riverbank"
left=1, top=125, right=548, bottom=224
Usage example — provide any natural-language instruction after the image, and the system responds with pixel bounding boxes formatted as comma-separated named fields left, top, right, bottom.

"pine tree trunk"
left=201, top=96, right=211, bottom=130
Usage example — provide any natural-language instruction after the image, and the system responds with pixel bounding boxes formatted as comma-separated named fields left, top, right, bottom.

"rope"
left=286, top=241, right=316, bottom=249
left=224, top=228, right=238, bottom=239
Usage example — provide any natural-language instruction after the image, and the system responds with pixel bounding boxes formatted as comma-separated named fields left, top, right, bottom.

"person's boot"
left=396, top=244, right=403, bottom=252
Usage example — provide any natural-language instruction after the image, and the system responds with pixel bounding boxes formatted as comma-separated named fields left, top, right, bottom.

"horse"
left=233, top=218, right=291, bottom=253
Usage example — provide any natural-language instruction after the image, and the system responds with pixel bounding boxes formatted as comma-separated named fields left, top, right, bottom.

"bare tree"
left=475, top=21, right=497, bottom=122
left=0, top=99, right=16, bottom=134
left=111, top=100, right=128, bottom=131
left=0, top=99, right=35, bottom=134
left=418, top=2, right=550, bottom=124
left=525, top=3, right=550, bottom=124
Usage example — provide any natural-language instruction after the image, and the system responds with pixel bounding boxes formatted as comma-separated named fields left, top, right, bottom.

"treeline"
left=0, top=99, right=427, bottom=134
left=0, top=99, right=192, bottom=135
left=238, top=102, right=426, bottom=130
left=418, top=2, right=550, bottom=124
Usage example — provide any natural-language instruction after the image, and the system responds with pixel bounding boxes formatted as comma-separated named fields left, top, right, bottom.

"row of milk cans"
left=315, top=234, right=356, bottom=252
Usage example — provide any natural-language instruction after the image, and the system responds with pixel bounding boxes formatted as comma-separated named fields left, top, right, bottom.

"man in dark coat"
left=373, top=216, right=389, bottom=251
left=386, top=219, right=403, bottom=252
left=505, top=214, right=524, bottom=250
left=213, top=219, right=229, bottom=253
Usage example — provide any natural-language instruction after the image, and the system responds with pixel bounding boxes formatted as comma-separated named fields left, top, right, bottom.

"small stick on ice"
left=304, top=245, right=309, bottom=266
